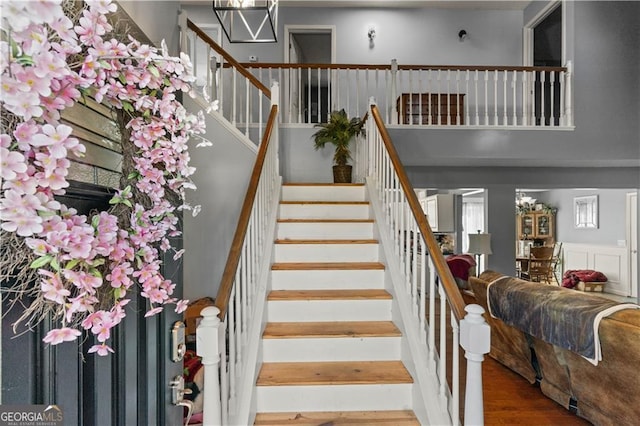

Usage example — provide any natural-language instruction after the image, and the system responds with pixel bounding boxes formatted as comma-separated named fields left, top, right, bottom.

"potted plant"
left=312, top=109, right=365, bottom=183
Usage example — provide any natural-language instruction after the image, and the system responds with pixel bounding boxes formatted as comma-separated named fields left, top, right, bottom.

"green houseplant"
left=312, top=109, right=365, bottom=183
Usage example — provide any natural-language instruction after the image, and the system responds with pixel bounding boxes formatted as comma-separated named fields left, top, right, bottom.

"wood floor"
left=483, top=356, right=591, bottom=426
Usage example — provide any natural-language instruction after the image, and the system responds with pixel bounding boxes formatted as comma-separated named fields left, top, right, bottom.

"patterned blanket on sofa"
left=487, top=276, right=639, bottom=365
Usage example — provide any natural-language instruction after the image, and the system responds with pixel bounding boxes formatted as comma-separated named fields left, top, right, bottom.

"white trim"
left=283, top=25, right=337, bottom=64
left=523, top=0, right=562, bottom=66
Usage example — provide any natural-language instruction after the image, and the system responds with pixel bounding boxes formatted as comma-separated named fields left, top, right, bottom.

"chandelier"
left=213, top=0, right=278, bottom=43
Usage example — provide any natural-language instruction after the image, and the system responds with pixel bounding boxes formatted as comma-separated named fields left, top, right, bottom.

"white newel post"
left=564, top=60, right=573, bottom=127
left=460, top=304, right=490, bottom=426
left=197, top=306, right=222, bottom=426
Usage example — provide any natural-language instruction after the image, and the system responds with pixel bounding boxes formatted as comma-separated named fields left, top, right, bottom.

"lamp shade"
left=468, top=233, right=492, bottom=255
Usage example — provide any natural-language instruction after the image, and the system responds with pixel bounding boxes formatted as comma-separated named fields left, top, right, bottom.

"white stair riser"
left=271, top=269, right=385, bottom=290
left=282, top=186, right=366, bottom=202
left=262, top=337, right=401, bottom=362
left=256, top=383, right=413, bottom=412
left=274, top=244, right=379, bottom=262
left=277, top=222, right=374, bottom=239
left=279, top=203, right=371, bottom=220
left=267, top=300, right=392, bottom=322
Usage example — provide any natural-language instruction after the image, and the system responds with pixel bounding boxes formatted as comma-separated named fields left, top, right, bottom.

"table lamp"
left=468, top=230, right=492, bottom=275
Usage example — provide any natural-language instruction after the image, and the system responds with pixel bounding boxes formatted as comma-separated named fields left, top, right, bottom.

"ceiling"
left=182, top=1, right=532, bottom=10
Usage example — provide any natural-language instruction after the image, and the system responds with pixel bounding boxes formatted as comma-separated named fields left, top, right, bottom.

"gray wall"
left=539, top=188, right=636, bottom=246
left=118, top=1, right=181, bottom=53
left=183, top=5, right=523, bottom=66
left=182, top=97, right=257, bottom=300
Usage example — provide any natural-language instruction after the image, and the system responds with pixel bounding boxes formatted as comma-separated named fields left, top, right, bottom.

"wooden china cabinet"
left=516, top=211, right=555, bottom=244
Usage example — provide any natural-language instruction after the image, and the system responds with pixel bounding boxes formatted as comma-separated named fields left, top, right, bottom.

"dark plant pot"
left=333, top=165, right=352, bottom=183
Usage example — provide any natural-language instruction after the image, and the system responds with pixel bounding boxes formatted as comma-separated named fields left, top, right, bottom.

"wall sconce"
left=368, top=27, right=376, bottom=40
left=458, top=29, right=468, bottom=42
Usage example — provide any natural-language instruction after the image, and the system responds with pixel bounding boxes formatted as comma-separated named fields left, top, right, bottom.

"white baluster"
left=512, top=70, right=517, bottom=126
left=465, top=70, right=470, bottom=126
left=460, top=304, right=490, bottom=426
left=438, top=282, right=447, bottom=401
left=540, top=70, right=546, bottom=127
left=456, top=70, right=461, bottom=125
left=474, top=70, right=479, bottom=125
left=565, top=60, right=573, bottom=126
left=503, top=70, right=508, bottom=126
left=451, top=314, right=460, bottom=426
left=493, top=70, right=498, bottom=125
left=390, top=59, right=398, bottom=124
left=197, top=306, right=222, bottom=426
left=550, top=71, right=556, bottom=126
left=484, top=70, right=489, bottom=125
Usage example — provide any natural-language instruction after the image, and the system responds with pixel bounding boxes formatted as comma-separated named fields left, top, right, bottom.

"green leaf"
left=148, top=65, right=160, bottom=78
left=30, top=255, right=53, bottom=269
left=118, top=73, right=127, bottom=85
left=122, top=101, right=134, bottom=113
left=89, top=268, right=103, bottom=279
left=109, top=196, right=121, bottom=205
left=123, top=199, right=133, bottom=208
left=90, top=258, right=106, bottom=267
left=91, top=214, right=100, bottom=229
left=65, top=259, right=81, bottom=270
left=127, top=171, right=139, bottom=180
left=99, top=60, right=112, bottom=70
left=50, top=258, right=60, bottom=272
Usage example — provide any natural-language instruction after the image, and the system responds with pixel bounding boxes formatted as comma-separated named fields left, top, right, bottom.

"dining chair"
left=520, top=245, right=555, bottom=283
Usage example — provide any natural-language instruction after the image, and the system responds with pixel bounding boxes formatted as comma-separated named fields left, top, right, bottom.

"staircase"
left=253, top=183, right=421, bottom=425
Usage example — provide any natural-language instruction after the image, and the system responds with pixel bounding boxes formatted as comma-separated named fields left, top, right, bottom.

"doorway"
left=524, top=1, right=563, bottom=126
left=284, top=25, right=335, bottom=123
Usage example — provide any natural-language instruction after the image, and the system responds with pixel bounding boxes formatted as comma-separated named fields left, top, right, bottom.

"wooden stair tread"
left=280, top=201, right=369, bottom=205
left=272, top=262, right=384, bottom=271
left=278, top=218, right=374, bottom=223
left=268, top=289, right=391, bottom=301
left=257, top=361, right=413, bottom=386
left=263, top=321, right=401, bottom=339
left=254, top=410, right=419, bottom=425
left=275, top=239, right=378, bottom=245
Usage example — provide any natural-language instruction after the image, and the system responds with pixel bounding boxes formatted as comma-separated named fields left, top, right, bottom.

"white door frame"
left=627, top=192, right=638, bottom=298
left=522, top=1, right=564, bottom=66
left=522, top=1, right=563, bottom=124
left=283, top=25, right=336, bottom=124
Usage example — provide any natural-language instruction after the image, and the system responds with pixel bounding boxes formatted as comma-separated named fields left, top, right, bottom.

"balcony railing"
left=182, top=16, right=572, bottom=130
left=244, top=61, right=573, bottom=128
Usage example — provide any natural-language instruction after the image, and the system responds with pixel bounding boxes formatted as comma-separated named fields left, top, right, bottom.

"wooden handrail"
left=237, top=62, right=567, bottom=73
left=369, top=104, right=466, bottom=322
left=214, top=104, right=279, bottom=320
left=186, top=18, right=271, bottom=98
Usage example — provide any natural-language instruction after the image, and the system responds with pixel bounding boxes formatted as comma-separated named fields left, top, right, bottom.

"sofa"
left=469, top=270, right=640, bottom=426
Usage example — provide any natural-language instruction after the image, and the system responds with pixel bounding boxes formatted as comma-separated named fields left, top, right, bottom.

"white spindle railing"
left=241, top=62, right=572, bottom=129
left=355, top=101, right=490, bottom=425
left=196, top=87, right=281, bottom=426
left=181, top=17, right=272, bottom=146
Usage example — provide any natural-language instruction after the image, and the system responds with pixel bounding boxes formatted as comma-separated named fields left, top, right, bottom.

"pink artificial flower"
left=30, top=123, right=73, bottom=148
left=16, top=67, right=52, bottom=97
left=43, top=327, right=81, bottom=345
left=144, top=306, right=163, bottom=318
left=0, top=148, right=28, bottom=180
left=175, top=299, right=189, bottom=314
left=88, top=343, right=115, bottom=356
left=39, top=269, right=69, bottom=304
